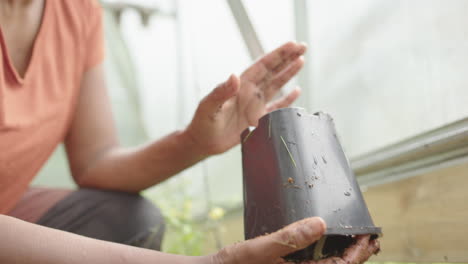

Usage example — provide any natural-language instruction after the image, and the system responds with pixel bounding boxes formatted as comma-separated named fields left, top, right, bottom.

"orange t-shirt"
left=0, top=0, right=104, bottom=214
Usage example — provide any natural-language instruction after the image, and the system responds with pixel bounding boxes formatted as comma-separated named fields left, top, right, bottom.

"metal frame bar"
left=226, top=0, right=265, bottom=60
left=293, top=0, right=312, bottom=109
left=174, top=0, right=187, bottom=127
left=354, top=117, right=468, bottom=187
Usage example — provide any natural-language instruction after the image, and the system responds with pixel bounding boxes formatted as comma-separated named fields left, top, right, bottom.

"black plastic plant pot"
left=241, top=108, right=381, bottom=262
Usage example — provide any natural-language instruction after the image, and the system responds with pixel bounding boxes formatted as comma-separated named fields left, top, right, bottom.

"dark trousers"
left=7, top=187, right=165, bottom=250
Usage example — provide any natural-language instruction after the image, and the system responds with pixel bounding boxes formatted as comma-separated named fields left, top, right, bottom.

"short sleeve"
left=83, top=0, right=105, bottom=70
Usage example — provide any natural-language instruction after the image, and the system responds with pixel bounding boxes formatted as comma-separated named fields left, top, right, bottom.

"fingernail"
left=229, top=75, right=240, bottom=93
left=302, top=217, right=326, bottom=237
left=315, top=217, right=327, bottom=234
left=227, top=75, right=234, bottom=86
left=225, top=76, right=234, bottom=90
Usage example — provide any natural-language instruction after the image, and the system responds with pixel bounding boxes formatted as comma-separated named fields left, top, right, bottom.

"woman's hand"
left=185, top=41, right=306, bottom=156
left=206, top=217, right=380, bottom=264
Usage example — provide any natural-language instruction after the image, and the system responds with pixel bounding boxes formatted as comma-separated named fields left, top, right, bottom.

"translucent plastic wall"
left=306, top=0, right=468, bottom=157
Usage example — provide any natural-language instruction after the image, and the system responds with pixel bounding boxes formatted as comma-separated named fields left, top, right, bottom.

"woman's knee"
left=37, top=188, right=166, bottom=250
left=94, top=190, right=166, bottom=250
left=116, top=192, right=166, bottom=250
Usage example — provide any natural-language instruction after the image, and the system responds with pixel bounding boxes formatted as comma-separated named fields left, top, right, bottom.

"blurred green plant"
left=144, top=178, right=226, bottom=256
left=162, top=199, right=205, bottom=255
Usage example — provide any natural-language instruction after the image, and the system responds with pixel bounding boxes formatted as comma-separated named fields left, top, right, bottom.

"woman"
left=0, top=0, right=379, bottom=263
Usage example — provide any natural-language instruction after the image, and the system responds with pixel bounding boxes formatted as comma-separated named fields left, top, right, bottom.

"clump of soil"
left=283, top=234, right=379, bottom=262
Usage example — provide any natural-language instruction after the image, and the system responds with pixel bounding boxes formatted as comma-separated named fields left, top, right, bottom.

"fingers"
left=266, top=56, right=305, bottom=98
left=214, top=217, right=326, bottom=264
left=266, top=87, right=301, bottom=112
left=342, top=236, right=381, bottom=264
left=369, top=238, right=381, bottom=255
left=242, top=41, right=307, bottom=85
left=201, top=74, right=240, bottom=114
left=266, top=217, right=326, bottom=257
left=260, top=41, right=307, bottom=76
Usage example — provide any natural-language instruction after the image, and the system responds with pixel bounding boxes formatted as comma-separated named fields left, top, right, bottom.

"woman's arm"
left=66, top=42, right=306, bottom=192
left=0, top=215, right=204, bottom=264
left=65, top=63, right=210, bottom=192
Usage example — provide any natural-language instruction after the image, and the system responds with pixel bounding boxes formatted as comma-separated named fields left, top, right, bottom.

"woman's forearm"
left=0, top=215, right=206, bottom=264
left=74, top=129, right=207, bottom=192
